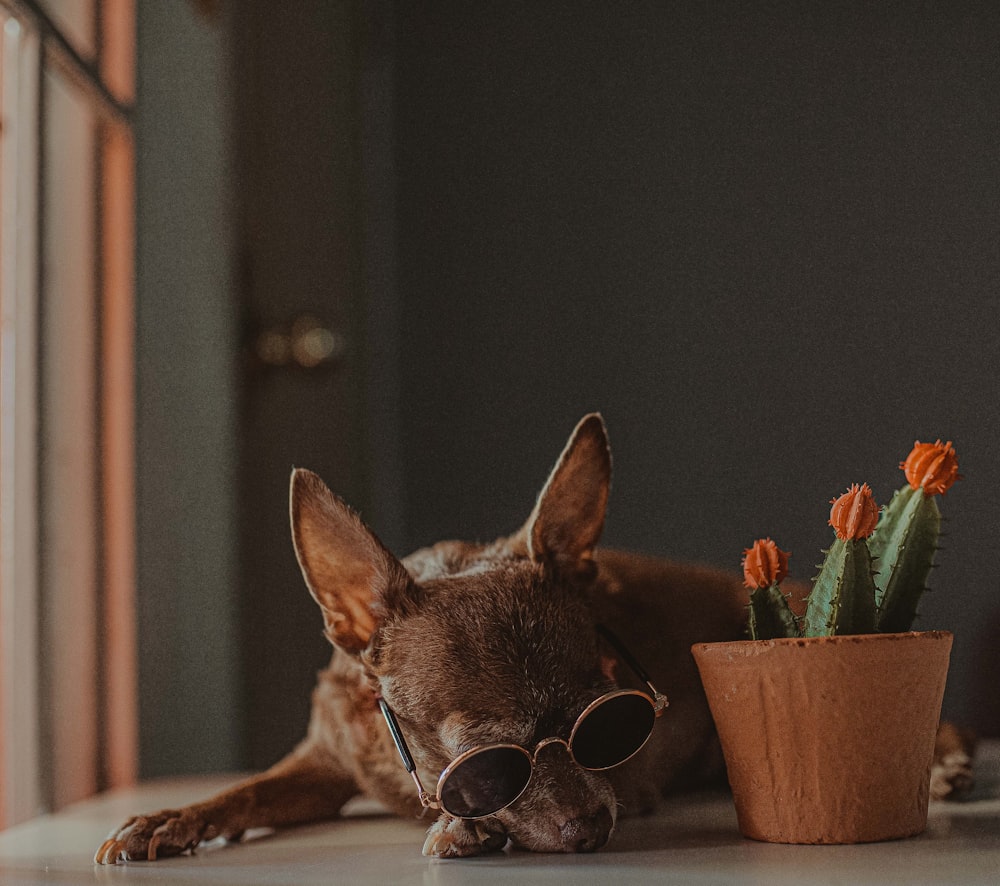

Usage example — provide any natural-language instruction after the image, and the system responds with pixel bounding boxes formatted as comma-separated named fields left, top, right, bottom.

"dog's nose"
left=558, top=806, right=613, bottom=852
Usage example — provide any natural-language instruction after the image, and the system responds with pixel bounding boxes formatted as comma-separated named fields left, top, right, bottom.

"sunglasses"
left=378, top=624, right=668, bottom=820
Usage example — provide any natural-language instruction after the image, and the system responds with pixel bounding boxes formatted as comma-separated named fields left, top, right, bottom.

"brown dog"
left=95, top=414, right=973, bottom=863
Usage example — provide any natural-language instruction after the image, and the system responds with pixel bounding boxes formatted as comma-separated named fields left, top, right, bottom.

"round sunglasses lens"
left=571, top=693, right=656, bottom=770
left=439, top=746, right=532, bottom=819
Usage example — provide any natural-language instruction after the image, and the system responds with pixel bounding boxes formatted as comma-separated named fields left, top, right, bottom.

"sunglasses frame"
left=378, top=624, right=669, bottom=820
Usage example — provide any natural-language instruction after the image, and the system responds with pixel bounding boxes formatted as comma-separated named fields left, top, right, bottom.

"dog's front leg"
left=422, top=814, right=509, bottom=858
left=95, top=742, right=358, bottom=864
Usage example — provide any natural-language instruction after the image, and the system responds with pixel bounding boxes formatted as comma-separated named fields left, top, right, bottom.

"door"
left=231, top=0, right=401, bottom=769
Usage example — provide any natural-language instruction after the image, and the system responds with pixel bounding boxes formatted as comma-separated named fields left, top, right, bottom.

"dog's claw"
left=94, top=838, right=117, bottom=865
left=94, top=809, right=211, bottom=864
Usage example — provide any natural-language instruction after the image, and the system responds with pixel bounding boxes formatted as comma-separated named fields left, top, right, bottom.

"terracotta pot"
left=691, top=631, right=953, bottom=844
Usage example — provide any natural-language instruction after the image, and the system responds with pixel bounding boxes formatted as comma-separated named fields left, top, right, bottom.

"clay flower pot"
left=692, top=631, right=953, bottom=844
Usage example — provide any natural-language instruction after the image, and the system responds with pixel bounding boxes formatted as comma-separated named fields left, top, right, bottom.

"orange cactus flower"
left=901, top=439, right=961, bottom=496
left=829, top=483, right=879, bottom=541
left=742, top=538, right=790, bottom=589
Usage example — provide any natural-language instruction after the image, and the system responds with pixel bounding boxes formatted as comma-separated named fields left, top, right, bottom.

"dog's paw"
left=94, top=808, right=222, bottom=864
left=930, top=751, right=976, bottom=800
left=422, top=816, right=508, bottom=858
left=930, top=722, right=977, bottom=801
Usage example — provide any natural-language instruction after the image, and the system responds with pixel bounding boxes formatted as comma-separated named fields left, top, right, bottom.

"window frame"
left=0, top=0, right=135, bottom=828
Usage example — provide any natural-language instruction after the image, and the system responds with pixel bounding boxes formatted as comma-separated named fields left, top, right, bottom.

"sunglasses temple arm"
left=596, top=624, right=669, bottom=713
left=377, top=698, right=439, bottom=809
left=596, top=624, right=653, bottom=682
left=377, top=698, right=416, bottom=772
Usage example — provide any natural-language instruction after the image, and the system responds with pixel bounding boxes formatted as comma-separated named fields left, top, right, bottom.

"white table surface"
left=1, top=743, right=998, bottom=885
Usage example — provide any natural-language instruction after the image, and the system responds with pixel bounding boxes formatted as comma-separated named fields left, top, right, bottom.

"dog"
left=95, top=414, right=974, bottom=863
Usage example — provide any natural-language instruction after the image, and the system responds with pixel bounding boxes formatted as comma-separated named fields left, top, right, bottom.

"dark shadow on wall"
left=968, top=616, right=1000, bottom=739
left=391, top=2, right=1000, bottom=736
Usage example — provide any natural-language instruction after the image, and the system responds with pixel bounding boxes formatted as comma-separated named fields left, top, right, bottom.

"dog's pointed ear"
left=290, top=468, right=415, bottom=654
left=515, top=413, right=611, bottom=579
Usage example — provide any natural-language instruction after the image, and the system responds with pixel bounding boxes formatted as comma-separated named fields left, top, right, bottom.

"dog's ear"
left=290, top=468, right=415, bottom=654
left=516, top=413, right=611, bottom=580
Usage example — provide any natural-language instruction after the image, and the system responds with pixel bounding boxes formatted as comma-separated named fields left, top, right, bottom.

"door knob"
left=251, top=315, right=345, bottom=370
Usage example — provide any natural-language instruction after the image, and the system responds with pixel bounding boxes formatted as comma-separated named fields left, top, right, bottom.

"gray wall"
left=133, top=1, right=1000, bottom=782
left=393, top=4, right=1000, bottom=736
left=135, top=1, right=242, bottom=776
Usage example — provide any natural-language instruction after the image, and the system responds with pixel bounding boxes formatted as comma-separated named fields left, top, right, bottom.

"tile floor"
left=1, top=743, right=997, bottom=885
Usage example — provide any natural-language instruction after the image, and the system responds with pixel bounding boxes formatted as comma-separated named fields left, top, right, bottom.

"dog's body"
left=96, top=415, right=973, bottom=864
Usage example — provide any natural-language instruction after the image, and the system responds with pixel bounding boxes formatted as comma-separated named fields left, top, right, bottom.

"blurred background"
left=1, top=0, right=997, bottom=827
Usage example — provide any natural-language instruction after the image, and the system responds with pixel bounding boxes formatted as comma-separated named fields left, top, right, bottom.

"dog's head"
left=290, top=414, right=629, bottom=853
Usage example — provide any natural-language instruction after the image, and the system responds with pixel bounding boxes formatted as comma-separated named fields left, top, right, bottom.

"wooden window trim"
left=0, top=0, right=135, bottom=827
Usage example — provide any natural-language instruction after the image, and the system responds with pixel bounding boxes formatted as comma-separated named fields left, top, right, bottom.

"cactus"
left=743, top=539, right=800, bottom=640
left=870, top=440, right=959, bottom=632
left=803, top=484, right=880, bottom=637
left=749, top=582, right=801, bottom=640
left=742, top=440, right=960, bottom=639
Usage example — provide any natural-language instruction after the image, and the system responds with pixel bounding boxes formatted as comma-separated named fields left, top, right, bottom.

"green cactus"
left=748, top=583, right=801, bottom=640
left=803, top=537, right=879, bottom=637
left=869, top=485, right=942, bottom=633
left=742, top=439, right=958, bottom=640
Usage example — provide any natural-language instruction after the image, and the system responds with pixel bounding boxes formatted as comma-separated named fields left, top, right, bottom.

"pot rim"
left=692, top=629, right=953, bottom=657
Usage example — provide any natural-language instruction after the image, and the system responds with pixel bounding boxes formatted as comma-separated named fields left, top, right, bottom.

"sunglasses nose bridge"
left=531, top=736, right=572, bottom=763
